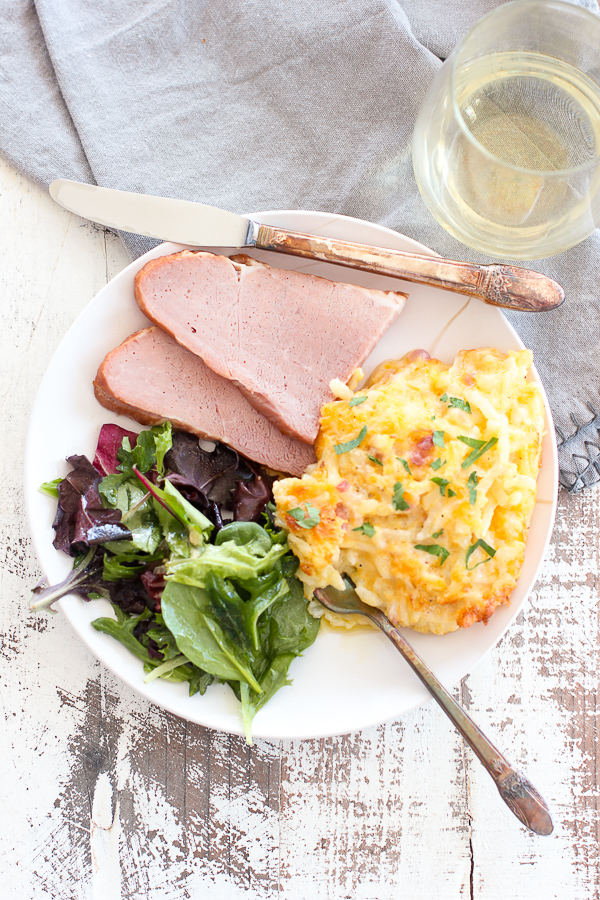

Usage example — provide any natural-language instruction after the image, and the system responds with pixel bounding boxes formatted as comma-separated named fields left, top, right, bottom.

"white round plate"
left=24, top=211, right=558, bottom=740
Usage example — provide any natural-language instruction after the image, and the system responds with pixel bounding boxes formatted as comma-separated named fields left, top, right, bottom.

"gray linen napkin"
left=2, top=0, right=600, bottom=491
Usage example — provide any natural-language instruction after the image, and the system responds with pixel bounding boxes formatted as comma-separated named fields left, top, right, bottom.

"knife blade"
left=50, top=179, right=256, bottom=247
left=49, top=179, right=565, bottom=312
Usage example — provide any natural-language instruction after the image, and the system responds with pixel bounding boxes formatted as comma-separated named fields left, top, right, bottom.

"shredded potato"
left=273, top=348, right=544, bottom=635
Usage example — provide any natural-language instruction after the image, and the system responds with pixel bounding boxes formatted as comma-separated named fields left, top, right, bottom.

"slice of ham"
left=93, top=327, right=316, bottom=476
left=134, top=251, right=407, bottom=444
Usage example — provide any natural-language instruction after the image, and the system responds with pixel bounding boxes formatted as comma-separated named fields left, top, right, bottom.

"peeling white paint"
left=2, top=158, right=600, bottom=900
left=91, top=773, right=121, bottom=900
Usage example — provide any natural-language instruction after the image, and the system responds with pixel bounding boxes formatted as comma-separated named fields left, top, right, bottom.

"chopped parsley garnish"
left=458, top=436, right=498, bottom=468
left=433, top=430, right=445, bottom=448
left=287, top=504, right=321, bottom=529
left=432, top=529, right=444, bottom=538
left=392, top=482, right=410, bottom=511
left=353, top=523, right=375, bottom=538
left=468, top=471, right=479, bottom=505
left=368, top=455, right=383, bottom=466
left=430, top=458, right=445, bottom=471
left=440, top=394, right=472, bottom=414
left=415, top=543, right=449, bottom=566
left=398, top=458, right=412, bottom=475
left=450, top=397, right=471, bottom=413
left=334, top=425, right=367, bottom=455
left=458, top=436, right=486, bottom=449
left=465, top=538, right=496, bottom=570
left=431, top=477, right=456, bottom=498
left=431, top=477, right=450, bottom=496
left=349, top=395, right=368, bottom=407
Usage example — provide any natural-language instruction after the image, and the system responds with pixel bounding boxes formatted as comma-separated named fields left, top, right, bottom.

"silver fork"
left=314, top=582, right=553, bottom=836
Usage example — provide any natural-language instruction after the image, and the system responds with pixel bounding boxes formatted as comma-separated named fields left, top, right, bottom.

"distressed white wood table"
left=2, top=157, right=599, bottom=899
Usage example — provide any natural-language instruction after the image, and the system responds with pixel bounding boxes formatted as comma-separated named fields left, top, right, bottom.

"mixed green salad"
left=32, top=422, right=319, bottom=741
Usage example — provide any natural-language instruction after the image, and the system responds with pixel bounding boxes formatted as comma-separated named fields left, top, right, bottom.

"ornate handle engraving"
left=256, top=225, right=565, bottom=312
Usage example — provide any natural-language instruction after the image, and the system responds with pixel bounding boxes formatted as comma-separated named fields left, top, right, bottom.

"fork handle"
left=255, top=225, right=565, bottom=312
left=370, top=609, right=553, bottom=835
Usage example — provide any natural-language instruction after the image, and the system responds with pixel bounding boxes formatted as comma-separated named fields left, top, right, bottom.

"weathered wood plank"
left=466, top=489, right=600, bottom=900
left=2, top=158, right=600, bottom=899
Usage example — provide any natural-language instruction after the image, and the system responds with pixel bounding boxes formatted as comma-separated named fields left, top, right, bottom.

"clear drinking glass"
left=412, top=0, right=600, bottom=259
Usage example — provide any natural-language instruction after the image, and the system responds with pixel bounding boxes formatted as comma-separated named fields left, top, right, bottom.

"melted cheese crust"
left=273, top=348, right=544, bottom=635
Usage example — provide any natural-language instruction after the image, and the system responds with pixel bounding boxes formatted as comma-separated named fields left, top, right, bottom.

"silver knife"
left=49, top=179, right=564, bottom=312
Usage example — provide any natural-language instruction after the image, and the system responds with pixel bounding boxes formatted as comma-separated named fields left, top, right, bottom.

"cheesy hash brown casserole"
left=273, top=348, right=544, bottom=635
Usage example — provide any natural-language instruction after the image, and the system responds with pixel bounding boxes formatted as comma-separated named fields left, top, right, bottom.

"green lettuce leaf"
left=92, top=604, right=155, bottom=662
left=166, top=532, right=287, bottom=587
left=117, top=422, right=173, bottom=477
left=101, top=476, right=162, bottom=554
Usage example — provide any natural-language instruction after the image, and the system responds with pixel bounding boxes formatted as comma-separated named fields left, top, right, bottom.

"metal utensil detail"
left=314, top=582, right=553, bottom=836
left=49, top=180, right=564, bottom=312
left=257, top=225, right=564, bottom=312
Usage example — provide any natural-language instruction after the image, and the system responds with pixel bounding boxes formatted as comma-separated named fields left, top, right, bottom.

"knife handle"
left=255, top=225, right=564, bottom=312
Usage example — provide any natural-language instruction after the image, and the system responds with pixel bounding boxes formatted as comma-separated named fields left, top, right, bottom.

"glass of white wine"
left=412, top=0, right=600, bottom=259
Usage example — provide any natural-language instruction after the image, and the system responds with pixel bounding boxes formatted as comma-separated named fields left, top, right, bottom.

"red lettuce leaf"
left=232, top=475, right=271, bottom=523
left=165, top=431, right=273, bottom=524
left=93, top=424, right=139, bottom=476
left=141, top=569, right=166, bottom=612
left=52, top=455, right=132, bottom=555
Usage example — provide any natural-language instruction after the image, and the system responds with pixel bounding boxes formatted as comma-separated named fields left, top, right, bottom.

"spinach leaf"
left=205, top=572, right=252, bottom=656
left=98, top=473, right=128, bottom=506
left=397, top=457, right=412, bottom=476
left=160, top=581, right=261, bottom=690
left=143, top=654, right=191, bottom=682
left=144, top=657, right=213, bottom=695
left=238, top=574, right=289, bottom=651
left=262, top=576, right=321, bottom=657
left=234, top=576, right=320, bottom=741
left=441, top=395, right=472, bottom=414
left=92, top=602, right=213, bottom=695
left=215, top=521, right=272, bottom=552
left=239, top=654, right=296, bottom=742
left=188, top=669, right=215, bottom=696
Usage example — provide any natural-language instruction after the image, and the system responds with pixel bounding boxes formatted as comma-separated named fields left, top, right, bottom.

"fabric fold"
left=1, top=0, right=599, bottom=490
